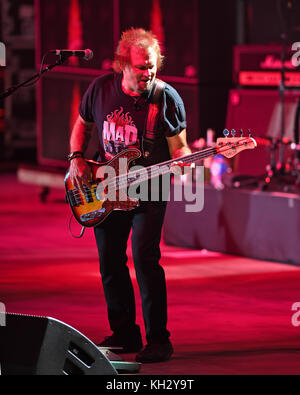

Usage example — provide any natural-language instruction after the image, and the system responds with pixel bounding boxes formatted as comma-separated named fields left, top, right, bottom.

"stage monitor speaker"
left=0, top=312, right=117, bottom=375
left=226, top=88, right=300, bottom=176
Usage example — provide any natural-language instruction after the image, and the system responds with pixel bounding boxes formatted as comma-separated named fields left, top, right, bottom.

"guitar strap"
left=142, top=78, right=166, bottom=158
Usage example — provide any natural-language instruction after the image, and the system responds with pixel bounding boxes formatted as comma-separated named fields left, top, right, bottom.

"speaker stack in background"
left=35, top=0, right=236, bottom=167
left=227, top=0, right=300, bottom=176
left=1, top=0, right=36, bottom=161
left=36, top=0, right=116, bottom=167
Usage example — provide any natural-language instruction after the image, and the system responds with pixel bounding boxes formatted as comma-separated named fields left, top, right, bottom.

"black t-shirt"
left=79, top=72, right=187, bottom=166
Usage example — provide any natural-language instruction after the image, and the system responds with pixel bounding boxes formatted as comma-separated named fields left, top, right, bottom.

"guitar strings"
left=107, top=147, right=219, bottom=190
left=108, top=137, right=253, bottom=190
left=69, top=139, right=248, bottom=201
left=112, top=137, right=253, bottom=190
left=70, top=145, right=218, bottom=202
left=70, top=138, right=252, bottom=201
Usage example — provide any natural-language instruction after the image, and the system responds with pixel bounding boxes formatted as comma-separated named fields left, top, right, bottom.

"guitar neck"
left=115, top=136, right=254, bottom=188
left=118, top=145, right=218, bottom=188
left=149, top=146, right=218, bottom=175
left=163, top=146, right=218, bottom=167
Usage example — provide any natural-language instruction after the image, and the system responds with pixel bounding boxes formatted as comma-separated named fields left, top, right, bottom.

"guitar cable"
left=68, top=215, right=86, bottom=238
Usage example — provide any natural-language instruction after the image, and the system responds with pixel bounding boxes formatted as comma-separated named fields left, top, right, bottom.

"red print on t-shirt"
left=103, top=107, right=138, bottom=156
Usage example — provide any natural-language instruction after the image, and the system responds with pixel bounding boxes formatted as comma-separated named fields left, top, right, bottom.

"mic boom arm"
left=51, top=49, right=93, bottom=61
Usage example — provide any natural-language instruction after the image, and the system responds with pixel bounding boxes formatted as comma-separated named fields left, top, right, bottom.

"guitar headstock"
left=216, top=129, right=257, bottom=158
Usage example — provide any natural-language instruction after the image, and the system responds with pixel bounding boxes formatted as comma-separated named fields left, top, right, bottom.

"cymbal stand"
left=290, top=97, right=300, bottom=191
left=259, top=0, right=294, bottom=190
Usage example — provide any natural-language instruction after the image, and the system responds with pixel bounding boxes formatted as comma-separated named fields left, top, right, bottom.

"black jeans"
left=94, top=201, right=170, bottom=344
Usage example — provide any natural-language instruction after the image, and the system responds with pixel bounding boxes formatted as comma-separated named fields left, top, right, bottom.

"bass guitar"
left=65, top=135, right=257, bottom=227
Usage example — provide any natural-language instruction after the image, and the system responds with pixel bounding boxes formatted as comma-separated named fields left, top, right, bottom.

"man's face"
left=123, top=46, right=158, bottom=94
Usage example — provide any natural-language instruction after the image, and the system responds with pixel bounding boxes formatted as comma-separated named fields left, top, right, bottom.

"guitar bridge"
left=80, top=209, right=106, bottom=222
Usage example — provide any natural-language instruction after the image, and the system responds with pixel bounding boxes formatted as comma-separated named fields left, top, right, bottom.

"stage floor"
left=1, top=173, right=300, bottom=375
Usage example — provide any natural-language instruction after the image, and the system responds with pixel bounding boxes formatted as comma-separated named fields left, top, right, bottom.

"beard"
left=136, top=77, right=155, bottom=93
left=122, top=70, right=156, bottom=96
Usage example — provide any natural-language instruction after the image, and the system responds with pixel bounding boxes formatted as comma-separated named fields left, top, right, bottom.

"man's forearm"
left=172, top=146, right=191, bottom=159
left=70, top=116, right=93, bottom=153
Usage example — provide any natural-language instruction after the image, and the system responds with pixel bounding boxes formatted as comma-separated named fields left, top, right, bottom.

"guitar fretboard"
left=102, top=137, right=253, bottom=191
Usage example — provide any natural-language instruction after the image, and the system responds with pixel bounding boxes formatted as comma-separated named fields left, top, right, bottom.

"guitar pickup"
left=67, top=190, right=82, bottom=207
left=83, top=185, right=94, bottom=203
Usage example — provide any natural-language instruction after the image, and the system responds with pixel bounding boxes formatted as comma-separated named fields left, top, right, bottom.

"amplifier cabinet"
left=226, top=88, right=300, bottom=176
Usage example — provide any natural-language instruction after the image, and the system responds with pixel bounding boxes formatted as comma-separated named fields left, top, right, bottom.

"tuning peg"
left=231, top=129, right=236, bottom=137
left=239, top=129, right=243, bottom=137
left=223, top=129, right=230, bottom=137
left=248, top=129, right=251, bottom=137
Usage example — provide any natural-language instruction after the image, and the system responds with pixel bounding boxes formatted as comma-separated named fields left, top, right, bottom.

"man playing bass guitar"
left=68, top=28, right=192, bottom=363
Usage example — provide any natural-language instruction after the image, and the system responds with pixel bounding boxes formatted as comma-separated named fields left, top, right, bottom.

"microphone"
left=51, top=49, right=93, bottom=61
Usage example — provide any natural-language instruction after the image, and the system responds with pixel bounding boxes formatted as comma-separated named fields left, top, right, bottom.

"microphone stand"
left=262, top=37, right=287, bottom=188
left=0, top=56, right=66, bottom=100
left=291, top=97, right=300, bottom=189
left=260, top=1, right=292, bottom=191
left=277, top=31, right=287, bottom=173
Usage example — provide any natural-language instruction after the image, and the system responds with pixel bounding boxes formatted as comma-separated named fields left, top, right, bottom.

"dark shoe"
left=135, top=340, right=173, bottom=363
left=98, top=330, right=143, bottom=354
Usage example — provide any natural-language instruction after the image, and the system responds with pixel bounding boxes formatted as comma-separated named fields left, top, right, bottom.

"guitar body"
left=65, top=148, right=142, bottom=227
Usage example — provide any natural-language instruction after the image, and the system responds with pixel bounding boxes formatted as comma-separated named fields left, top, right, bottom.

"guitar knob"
left=231, top=129, right=236, bottom=137
left=223, top=129, right=230, bottom=137
left=239, top=129, right=243, bottom=137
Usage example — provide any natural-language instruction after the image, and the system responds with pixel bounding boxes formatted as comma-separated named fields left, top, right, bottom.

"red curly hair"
left=113, top=27, right=164, bottom=73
